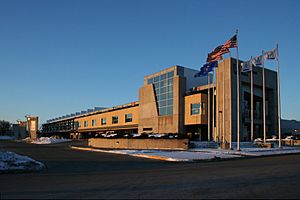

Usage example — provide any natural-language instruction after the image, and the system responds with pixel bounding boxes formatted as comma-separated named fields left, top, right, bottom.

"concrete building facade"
left=42, top=58, right=279, bottom=142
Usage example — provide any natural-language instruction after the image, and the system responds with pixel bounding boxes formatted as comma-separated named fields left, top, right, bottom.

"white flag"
left=241, top=60, right=252, bottom=73
left=251, top=55, right=263, bottom=66
left=264, top=47, right=278, bottom=60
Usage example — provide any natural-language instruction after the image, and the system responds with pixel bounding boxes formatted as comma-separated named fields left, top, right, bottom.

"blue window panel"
left=191, top=103, right=200, bottom=109
left=155, top=88, right=160, bottom=94
left=166, top=106, right=173, bottom=115
left=160, top=73, right=167, bottom=81
left=160, top=86, right=167, bottom=94
left=156, top=94, right=161, bottom=101
left=159, top=107, right=167, bottom=116
left=154, top=76, right=159, bottom=82
left=160, top=93, right=167, bottom=100
left=167, top=78, right=173, bottom=85
left=167, top=85, right=173, bottom=92
left=167, top=92, right=173, bottom=99
left=160, top=80, right=166, bottom=87
left=167, top=71, right=174, bottom=78
left=147, top=78, right=153, bottom=84
left=160, top=100, right=167, bottom=107
left=167, top=99, right=173, bottom=106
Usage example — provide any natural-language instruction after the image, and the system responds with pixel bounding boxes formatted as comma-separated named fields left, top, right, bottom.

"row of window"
left=147, top=71, right=174, bottom=84
left=79, top=114, right=133, bottom=128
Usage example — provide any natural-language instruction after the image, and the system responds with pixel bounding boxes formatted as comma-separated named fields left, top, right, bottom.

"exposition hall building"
left=42, top=58, right=279, bottom=143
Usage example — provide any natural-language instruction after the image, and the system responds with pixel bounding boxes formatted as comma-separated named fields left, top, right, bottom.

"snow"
left=30, top=137, right=71, bottom=144
left=73, top=141, right=300, bottom=162
left=148, top=134, right=166, bottom=138
left=0, top=136, right=15, bottom=140
left=0, top=151, right=45, bottom=172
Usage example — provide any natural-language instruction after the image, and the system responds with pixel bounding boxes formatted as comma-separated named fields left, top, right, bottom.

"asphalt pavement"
left=1, top=140, right=300, bottom=199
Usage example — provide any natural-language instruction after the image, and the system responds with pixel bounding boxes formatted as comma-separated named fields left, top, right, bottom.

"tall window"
left=101, top=118, right=106, bottom=125
left=84, top=121, right=88, bottom=127
left=191, top=103, right=201, bottom=115
left=112, top=116, right=118, bottom=124
left=92, top=119, right=96, bottom=126
left=125, top=114, right=132, bottom=123
left=147, top=70, right=174, bottom=116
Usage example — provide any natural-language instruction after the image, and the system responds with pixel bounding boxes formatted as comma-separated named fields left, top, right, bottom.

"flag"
left=264, top=47, right=278, bottom=60
left=223, top=34, right=237, bottom=49
left=251, top=55, right=263, bottom=66
left=241, top=60, right=252, bottom=73
left=207, top=53, right=223, bottom=63
left=194, top=61, right=218, bottom=77
left=194, top=69, right=210, bottom=77
left=207, top=45, right=229, bottom=62
left=206, top=34, right=237, bottom=63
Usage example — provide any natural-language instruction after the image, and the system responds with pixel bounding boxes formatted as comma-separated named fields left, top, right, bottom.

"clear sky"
left=0, top=0, right=299, bottom=125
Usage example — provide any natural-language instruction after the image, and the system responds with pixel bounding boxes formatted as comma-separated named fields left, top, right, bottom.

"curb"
left=70, top=146, right=186, bottom=162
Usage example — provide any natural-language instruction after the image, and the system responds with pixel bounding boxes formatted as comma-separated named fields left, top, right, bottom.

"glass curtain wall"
left=147, top=71, right=174, bottom=116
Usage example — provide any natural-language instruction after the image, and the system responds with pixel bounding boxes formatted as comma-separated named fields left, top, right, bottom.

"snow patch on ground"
left=72, top=141, right=300, bottom=162
left=0, top=136, right=16, bottom=140
left=30, top=137, right=71, bottom=144
left=0, top=151, right=45, bottom=172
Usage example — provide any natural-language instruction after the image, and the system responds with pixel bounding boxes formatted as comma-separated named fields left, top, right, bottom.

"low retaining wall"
left=285, top=139, right=300, bottom=146
left=88, top=138, right=189, bottom=150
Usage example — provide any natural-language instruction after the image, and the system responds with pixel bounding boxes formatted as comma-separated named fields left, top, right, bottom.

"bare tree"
left=0, top=120, right=11, bottom=135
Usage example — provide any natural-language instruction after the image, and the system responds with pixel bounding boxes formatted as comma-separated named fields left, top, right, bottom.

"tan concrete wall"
left=184, top=93, right=208, bottom=125
left=88, top=138, right=189, bottom=150
left=216, top=58, right=232, bottom=143
left=138, top=84, right=159, bottom=133
left=75, top=106, right=139, bottom=131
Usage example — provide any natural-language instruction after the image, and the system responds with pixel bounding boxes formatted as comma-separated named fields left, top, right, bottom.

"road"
left=1, top=140, right=300, bottom=199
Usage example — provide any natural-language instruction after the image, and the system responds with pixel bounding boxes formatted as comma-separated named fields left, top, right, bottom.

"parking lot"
left=1, top=140, right=300, bottom=199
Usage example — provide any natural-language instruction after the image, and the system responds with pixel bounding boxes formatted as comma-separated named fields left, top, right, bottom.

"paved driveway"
left=1, top=140, right=300, bottom=199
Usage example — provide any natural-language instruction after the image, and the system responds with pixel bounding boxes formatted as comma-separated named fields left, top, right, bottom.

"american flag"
left=223, top=34, right=237, bottom=49
left=206, top=45, right=230, bottom=62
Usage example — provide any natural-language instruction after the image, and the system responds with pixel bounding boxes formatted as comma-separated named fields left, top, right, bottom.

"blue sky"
left=0, top=0, right=299, bottom=124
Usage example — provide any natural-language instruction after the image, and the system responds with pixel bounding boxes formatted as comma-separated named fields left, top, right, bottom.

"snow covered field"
left=0, top=151, right=45, bottom=172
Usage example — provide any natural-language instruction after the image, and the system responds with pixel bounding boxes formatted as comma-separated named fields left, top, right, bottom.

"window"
left=112, top=116, right=118, bottom=124
left=78, top=121, right=81, bottom=128
left=92, top=119, right=96, bottom=126
left=191, top=103, right=201, bottom=115
left=148, top=70, right=174, bottom=116
left=125, top=114, right=132, bottom=123
left=84, top=121, right=88, bottom=127
left=101, top=118, right=106, bottom=125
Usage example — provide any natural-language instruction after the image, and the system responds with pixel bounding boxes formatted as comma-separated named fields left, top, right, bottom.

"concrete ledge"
left=88, top=138, right=189, bottom=150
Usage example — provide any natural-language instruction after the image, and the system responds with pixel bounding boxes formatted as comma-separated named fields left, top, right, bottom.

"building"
left=42, top=58, right=279, bottom=143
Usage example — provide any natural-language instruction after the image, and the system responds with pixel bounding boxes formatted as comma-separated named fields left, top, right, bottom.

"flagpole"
left=223, top=57, right=226, bottom=146
left=262, top=50, right=266, bottom=144
left=229, top=52, right=232, bottom=149
left=277, top=44, right=282, bottom=148
left=236, top=29, right=240, bottom=151
left=251, top=57, right=254, bottom=142
left=208, top=73, right=211, bottom=141
left=212, top=69, right=215, bottom=142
